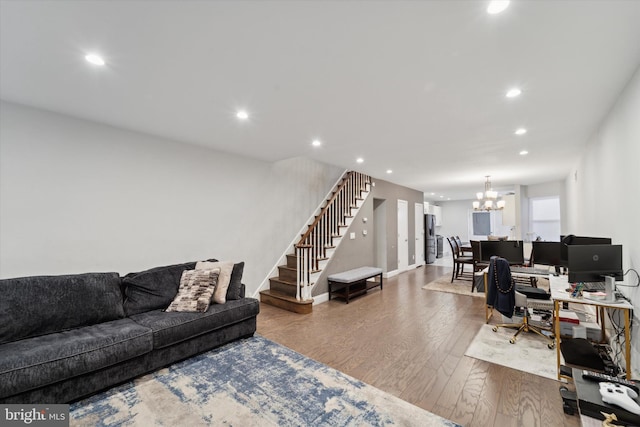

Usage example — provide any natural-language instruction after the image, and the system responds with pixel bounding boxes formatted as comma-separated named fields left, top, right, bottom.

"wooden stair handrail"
left=296, top=171, right=367, bottom=246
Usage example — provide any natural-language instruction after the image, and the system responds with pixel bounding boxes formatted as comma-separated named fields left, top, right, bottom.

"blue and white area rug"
left=71, top=335, right=459, bottom=426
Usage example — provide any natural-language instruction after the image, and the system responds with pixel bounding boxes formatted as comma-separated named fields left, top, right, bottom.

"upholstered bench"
left=327, top=267, right=383, bottom=304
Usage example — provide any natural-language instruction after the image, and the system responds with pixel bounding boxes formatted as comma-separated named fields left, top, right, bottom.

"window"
left=472, top=212, right=491, bottom=236
left=530, top=197, right=561, bottom=241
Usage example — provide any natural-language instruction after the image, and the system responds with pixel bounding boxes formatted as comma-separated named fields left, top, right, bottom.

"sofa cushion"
left=0, top=318, right=152, bottom=399
left=129, top=298, right=260, bottom=349
left=166, top=268, right=220, bottom=313
left=0, top=272, right=124, bottom=345
left=122, top=261, right=199, bottom=316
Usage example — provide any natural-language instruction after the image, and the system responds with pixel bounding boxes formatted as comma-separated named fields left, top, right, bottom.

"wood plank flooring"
left=257, top=265, right=580, bottom=427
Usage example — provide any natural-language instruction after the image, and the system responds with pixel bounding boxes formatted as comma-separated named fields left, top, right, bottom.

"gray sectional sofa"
left=0, top=260, right=260, bottom=403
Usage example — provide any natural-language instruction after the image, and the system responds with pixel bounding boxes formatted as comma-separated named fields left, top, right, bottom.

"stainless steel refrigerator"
left=425, top=214, right=436, bottom=264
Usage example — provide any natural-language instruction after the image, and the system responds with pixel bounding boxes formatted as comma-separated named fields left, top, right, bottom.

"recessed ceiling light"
left=520, top=150, right=529, bottom=156
left=386, top=169, right=393, bottom=174
left=487, top=1, right=510, bottom=15
left=439, top=195, right=444, bottom=199
left=506, top=88, right=522, bottom=98
left=515, top=128, right=527, bottom=135
left=356, top=157, right=364, bottom=164
left=84, top=53, right=105, bottom=66
left=236, top=110, right=249, bottom=120
left=430, top=192, right=435, bottom=196
left=311, top=139, right=322, bottom=147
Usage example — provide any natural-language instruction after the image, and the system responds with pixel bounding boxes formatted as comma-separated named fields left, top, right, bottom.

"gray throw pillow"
left=122, top=261, right=197, bottom=316
left=226, top=262, right=245, bottom=300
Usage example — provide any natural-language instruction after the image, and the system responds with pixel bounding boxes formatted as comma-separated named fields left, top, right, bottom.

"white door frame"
left=414, top=202, right=424, bottom=267
left=397, top=199, right=409, bottom=273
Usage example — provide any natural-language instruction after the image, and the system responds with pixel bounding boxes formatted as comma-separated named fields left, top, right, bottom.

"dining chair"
left=447, top=237, right=474, bottom=283
left=455, top=236, right=472, bottom=256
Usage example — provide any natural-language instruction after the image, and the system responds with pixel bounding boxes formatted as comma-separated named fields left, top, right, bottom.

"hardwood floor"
left=257, top=265, right=580, bottom=427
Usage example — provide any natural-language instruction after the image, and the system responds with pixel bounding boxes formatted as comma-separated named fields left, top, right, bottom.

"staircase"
left=259, top=171, right=372, bottom=314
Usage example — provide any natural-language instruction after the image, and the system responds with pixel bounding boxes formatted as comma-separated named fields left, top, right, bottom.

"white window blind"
left=530, top=197, right=561, bottom=241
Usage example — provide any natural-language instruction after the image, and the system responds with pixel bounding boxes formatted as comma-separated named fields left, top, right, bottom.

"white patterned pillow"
left=165, top=268, right=220, bottom=312
left=195, top=261, right=234, bottom=304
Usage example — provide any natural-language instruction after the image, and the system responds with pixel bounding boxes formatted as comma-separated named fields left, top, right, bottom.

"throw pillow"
left=226, top=262, right=245, bottom=300
left=165, top=268, right=220, bottom=312
left=122, top=259, right=218, bottom=316
left=195, top=261, right=234, bottom=304
left=122, top=261, right=197, bottom=316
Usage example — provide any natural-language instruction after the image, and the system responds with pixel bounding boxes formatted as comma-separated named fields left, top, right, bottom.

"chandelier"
left=473, top=176, right=505, bottom=210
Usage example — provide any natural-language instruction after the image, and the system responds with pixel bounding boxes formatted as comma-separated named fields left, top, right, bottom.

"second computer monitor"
left=480, top=240, right=524, bottom=264
left=531, top=241, right=563, bottom=266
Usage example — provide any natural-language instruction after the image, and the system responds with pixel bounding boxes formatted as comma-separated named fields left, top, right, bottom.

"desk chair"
left=486, top=256, right=555, bottom=349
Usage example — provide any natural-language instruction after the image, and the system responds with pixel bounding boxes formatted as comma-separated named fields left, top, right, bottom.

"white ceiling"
left=2, top=1, right=640, bottom=201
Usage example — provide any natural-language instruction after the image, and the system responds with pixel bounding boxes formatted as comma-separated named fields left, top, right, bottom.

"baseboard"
left=312, top=292, right=329, bottom=305
left=384, top=269, right=399, bottom=279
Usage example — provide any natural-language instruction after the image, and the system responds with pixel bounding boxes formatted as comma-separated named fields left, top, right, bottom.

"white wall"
left=0, top=101, right=345, bottom=297
left=565, top=65, right=640, bottom=375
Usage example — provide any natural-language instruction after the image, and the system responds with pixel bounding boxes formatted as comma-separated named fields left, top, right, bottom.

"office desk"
left=550, top=275, right=633, bottom=380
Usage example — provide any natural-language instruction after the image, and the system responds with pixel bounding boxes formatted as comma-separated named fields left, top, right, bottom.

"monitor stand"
left=605, top=276, right=616, bottom=302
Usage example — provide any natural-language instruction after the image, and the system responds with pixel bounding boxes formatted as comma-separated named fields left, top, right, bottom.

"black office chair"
left=486, top=256, right=555, bottom=348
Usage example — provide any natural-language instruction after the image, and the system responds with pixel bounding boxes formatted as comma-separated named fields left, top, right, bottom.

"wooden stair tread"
left=260, top=289, right=313, bottom=314
left=260, top=289, right=313, bottom=304
left=270, top=277, right=296, bottom=286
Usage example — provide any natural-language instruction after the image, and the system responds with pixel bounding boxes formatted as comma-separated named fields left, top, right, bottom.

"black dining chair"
left=447, top=237, right=474, bottom=283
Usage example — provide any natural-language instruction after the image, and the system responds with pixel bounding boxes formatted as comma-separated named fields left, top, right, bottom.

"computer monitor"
left=567, top=244, right=623, bottom=283
left=531, top=241, right=563, bottom=266
left=560, top=235, right=613, bottom=266
left=480, top=240, right=525, bottom=264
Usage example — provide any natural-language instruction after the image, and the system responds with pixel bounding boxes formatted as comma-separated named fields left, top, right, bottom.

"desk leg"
left=484, top=272, right=492, bottom=324
left=555, top=300, right=561, bottom=380
left=600, top=306, right=606, bottom=343
left=625, top=308, right=631, bottom=379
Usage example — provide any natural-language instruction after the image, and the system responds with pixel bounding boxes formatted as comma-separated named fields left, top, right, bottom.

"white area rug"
left=465, top=324, right=558, bottom=380
left=422, top=275, right=484, bottom=298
